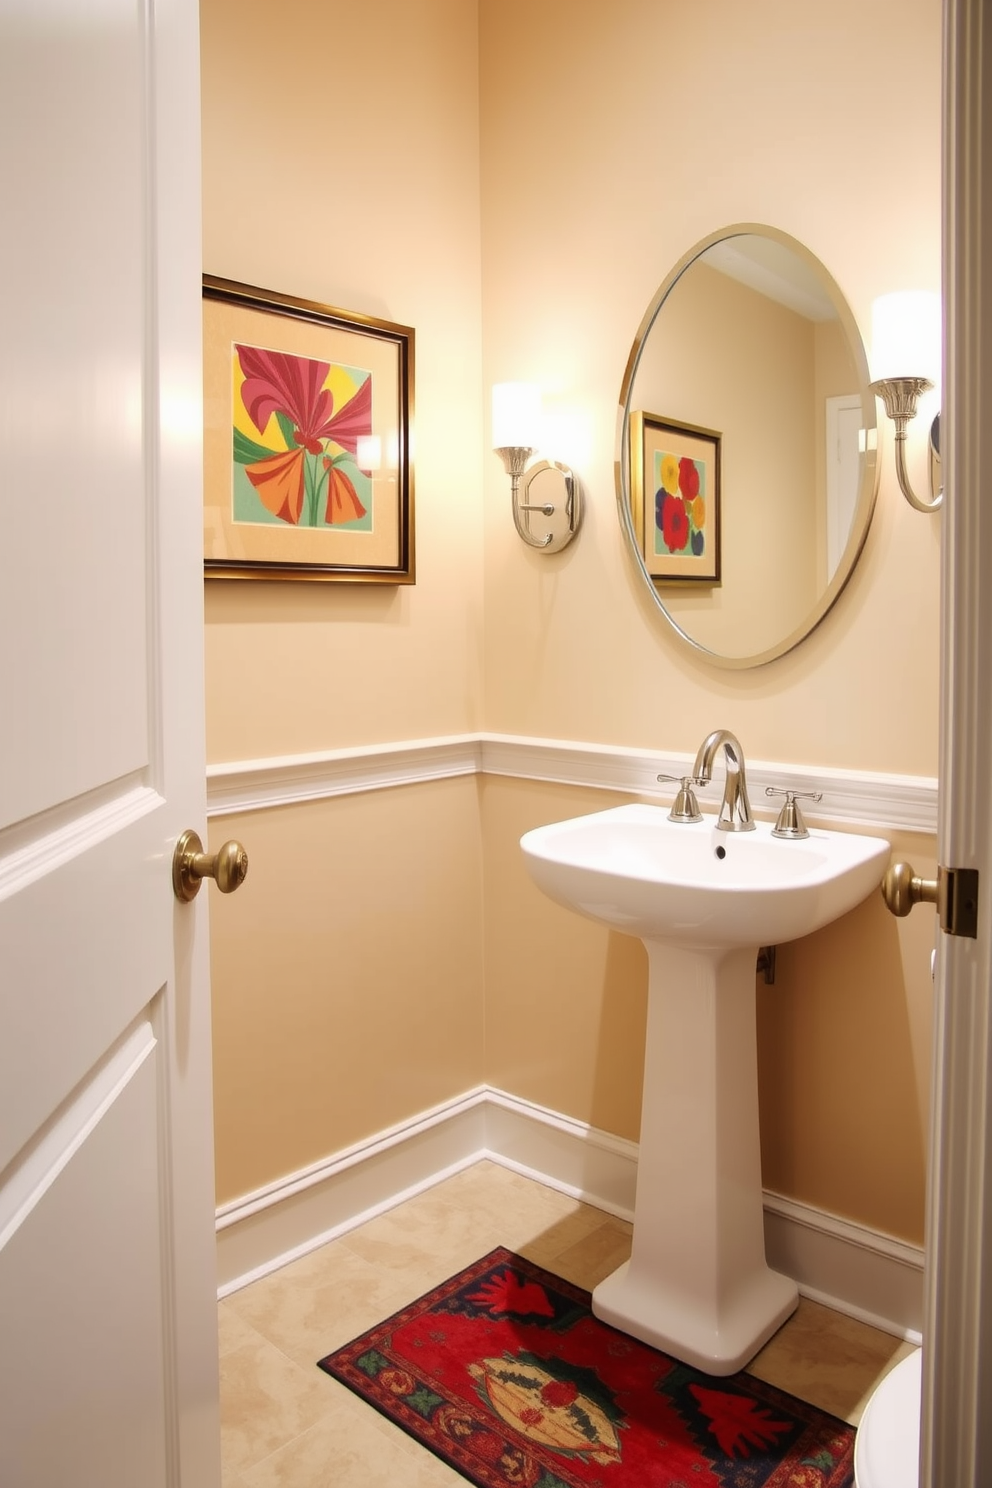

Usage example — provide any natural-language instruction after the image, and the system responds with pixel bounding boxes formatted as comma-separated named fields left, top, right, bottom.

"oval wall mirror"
left=616, top=224, right=879, bottom=668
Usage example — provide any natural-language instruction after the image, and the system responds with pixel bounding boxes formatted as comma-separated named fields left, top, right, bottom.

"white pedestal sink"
left=520, top=803, right=890, bottom=1375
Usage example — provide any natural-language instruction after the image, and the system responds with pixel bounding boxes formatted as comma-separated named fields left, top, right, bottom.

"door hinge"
left=940, top=866, right=979, bottom=939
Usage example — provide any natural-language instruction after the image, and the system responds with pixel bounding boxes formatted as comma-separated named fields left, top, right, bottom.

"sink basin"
left=521, top=803, right=892, bottom=949
left=520, top=801, right=890, bottom=1374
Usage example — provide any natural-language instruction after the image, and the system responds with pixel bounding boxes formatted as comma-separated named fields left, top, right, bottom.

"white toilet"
left=853, top=1347, right=921, bottom=1488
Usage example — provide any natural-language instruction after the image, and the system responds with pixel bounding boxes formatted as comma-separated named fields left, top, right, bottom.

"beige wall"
left=479, top=0, right=941, bottom=777
left=202, top=0, right=942, bottom=1247
left=209, top=780, right=485, bottom=1206
left=200, top=0, right=488, bottom=1201
left=201, top=0, right=486, bottom=761
left=755, top=830, right=937, bottom=1240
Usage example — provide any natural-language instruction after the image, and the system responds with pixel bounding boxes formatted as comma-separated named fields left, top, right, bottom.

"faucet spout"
left=692, top=729, right=756, bottom=832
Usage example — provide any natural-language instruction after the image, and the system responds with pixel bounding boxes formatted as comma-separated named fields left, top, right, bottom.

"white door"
left=824, top=393, right=862, bottom=579
left=0, top=2, right=222, bottom=1485
left=922, top=0, right=992, bottom=1481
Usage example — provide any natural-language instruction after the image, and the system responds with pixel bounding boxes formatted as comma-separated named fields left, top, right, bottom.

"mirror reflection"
left=619, top=226, right=877, bottom=667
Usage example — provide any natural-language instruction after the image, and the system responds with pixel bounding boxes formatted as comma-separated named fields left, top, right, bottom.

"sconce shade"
left=870, top=290, right=943, bottom=513
left=490, top=382, right=581, bottom=551
left=492, top=382, right=541, bottom=450
left=870, top=291, right=942, bottom=389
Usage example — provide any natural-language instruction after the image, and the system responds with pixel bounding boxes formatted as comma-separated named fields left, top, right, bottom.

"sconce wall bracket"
left=870, top=376, right=943, bottom=513
left=496, top=448, right=581, bottom=551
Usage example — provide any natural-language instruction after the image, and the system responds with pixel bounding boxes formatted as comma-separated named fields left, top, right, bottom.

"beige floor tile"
left=237, top=1386, right=462, bottom=1488
left=219, top=1330, right=338, bottom=1482
left=434, top=1161, right=619, bottom=1257
left=434, top=1159, right=593, bottom=1219
left=516, top=1202, right=627, bottom=1274
left=337, top=1184, right=510, bottom=1290
left=219, top=1158, right=910, bottom=1484
left=218, top=1298, right=270, bottom=1358
left=745, top=1296, right=916, bottom=1425
left=226, top=1240, right=415, bottom=1370
left=544, top=1216, right=634, bottom=1290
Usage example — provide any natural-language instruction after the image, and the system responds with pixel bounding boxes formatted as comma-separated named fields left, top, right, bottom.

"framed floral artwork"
left=202, top=276, right=414, bottom=582
left=629, top=412, right=721, bottom=585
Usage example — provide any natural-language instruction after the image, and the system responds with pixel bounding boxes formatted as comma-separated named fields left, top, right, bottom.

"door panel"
left=0, top=0, right=219, bottom=1481
left=0, top=0, right=150, bottom=828
left=0, top=790, right=170, bottom=1173
left=0, top=1025, right=169, bottom=1488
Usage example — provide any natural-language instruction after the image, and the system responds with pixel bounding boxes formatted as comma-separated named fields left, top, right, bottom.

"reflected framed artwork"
left=629, top=412, right=721, bottom=585
left=202, top=276, right=414, bottom=583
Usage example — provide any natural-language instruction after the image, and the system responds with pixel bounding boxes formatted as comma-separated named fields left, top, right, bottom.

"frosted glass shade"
left=492, top=382, right=541, bottom=449
left=871, top=291, right=942, bottom=389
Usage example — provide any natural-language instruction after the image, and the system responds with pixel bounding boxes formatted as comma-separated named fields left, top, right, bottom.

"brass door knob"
left=172, top=828, right=248, bottom=903
left=881, top=860, right=939, bottom=917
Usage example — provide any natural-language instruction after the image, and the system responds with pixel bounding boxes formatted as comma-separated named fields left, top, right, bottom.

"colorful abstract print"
left=654, top=449, right=707, bottom=558
left=232, top=344, right=373, bottom=529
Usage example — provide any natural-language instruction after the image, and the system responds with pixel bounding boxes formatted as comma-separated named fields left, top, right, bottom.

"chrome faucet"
left=692, top=729, right=755, bottom=832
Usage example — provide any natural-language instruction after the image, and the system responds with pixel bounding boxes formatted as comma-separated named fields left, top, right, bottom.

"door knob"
left=881, top=860, right=939, bottom=917
left=882, top=860, right=979, bottom=938
left=172, top=829, right=248, bottom=903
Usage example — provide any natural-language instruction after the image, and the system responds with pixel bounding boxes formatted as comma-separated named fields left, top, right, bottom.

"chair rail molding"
left=207, top=732, right=938, bottom=835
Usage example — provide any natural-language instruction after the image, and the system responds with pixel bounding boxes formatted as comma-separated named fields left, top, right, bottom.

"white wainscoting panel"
left=216, top=1087, right=923, bottom=1342
left=209, top=735, right=930, bottom=1334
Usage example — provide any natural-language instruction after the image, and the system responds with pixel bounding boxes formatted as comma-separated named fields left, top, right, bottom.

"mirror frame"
left=615, top=223, right=879, bottom=669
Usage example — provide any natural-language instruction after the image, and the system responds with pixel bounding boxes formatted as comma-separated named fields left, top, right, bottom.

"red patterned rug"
left=318, top=1246, right=854, bottom=1488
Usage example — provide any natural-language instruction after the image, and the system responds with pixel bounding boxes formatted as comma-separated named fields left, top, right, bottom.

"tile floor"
left=218, top=1159, right=916, bottom=1486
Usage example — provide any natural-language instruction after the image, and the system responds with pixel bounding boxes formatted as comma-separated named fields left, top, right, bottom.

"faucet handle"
left=658, top=774, right=704, bottom=824
left=766, top=787, right=822, bottom=840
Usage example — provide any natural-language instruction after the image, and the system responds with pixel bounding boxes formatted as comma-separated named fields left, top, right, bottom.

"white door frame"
left=824, top=392, right=863, bottom=579
left=922, top=0, right=992, bottom=1481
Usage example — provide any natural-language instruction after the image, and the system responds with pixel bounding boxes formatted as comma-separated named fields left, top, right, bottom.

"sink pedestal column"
left=592, top=941, right=797, bottom=1375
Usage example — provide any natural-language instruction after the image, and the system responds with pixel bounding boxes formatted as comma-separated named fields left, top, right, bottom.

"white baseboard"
left=482, top=1088, right=637, bottom=1222
left=762, top=1191, right=924, bottom=1340
left=215, top=1089, right=489, bottom=1295
left=215, top=1087, right=923, bottom=1342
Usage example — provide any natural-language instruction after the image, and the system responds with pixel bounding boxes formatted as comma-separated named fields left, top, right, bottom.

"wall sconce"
left=869, top=291, right=942, bottom=512
left=492, top=382, right=581, bottom=551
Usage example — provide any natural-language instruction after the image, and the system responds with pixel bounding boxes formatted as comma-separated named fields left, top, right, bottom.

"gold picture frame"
left=202, top=276, right=414, bottom=583
left=629, top=411, right=721, bottom=585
